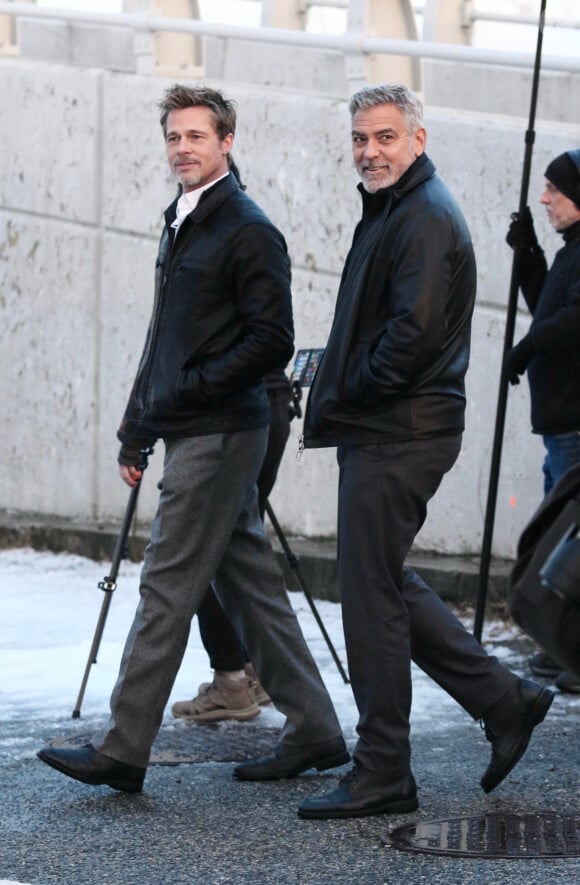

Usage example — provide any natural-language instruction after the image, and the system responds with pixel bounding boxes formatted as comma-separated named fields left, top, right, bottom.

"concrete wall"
left=0, top=42, right=579, bottom=558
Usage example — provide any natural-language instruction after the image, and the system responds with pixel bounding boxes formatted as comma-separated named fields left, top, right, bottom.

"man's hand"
left=119, top=463, right=143, bottom=487
left=118, top=443, right=149, bottom=486
left=504, top=334, right=535, bottom=385
left=506, top=207, right=539, bottom=252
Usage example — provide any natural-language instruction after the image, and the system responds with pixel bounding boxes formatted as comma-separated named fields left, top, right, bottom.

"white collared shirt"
left=171, top=172, right=230, bottom=234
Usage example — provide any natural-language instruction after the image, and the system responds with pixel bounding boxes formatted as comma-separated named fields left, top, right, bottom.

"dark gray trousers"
left=336, top=436, right=517, bottom=777
left=95, top=428, right=342, bottom=767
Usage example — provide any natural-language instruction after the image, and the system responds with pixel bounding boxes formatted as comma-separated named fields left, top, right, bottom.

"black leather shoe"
left=555, top=670, right=580, bottom=694
left=480, top=678, right=554, bottom=794
left=233, top=736, right=349, bottom=781
left=37, top=743, right=145, bottom=793
left=528, top=651, right=562, bottom=678
left=298, top=764, right=418, bottom=819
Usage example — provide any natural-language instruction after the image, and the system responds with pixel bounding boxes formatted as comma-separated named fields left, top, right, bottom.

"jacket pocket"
left=340, top=337, right=374, bottom=405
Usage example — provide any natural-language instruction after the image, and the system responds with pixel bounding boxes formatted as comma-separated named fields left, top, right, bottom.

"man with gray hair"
left=291, top=83, right=554, bottom=818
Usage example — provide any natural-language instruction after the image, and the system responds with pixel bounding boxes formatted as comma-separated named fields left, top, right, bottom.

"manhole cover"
left=49, top=722, right=281, bottom=766
left=390, top=813, right=580, bottom=858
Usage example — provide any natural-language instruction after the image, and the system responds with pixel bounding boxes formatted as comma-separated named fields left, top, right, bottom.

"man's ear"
left=413, top=127, right=427, bottom=157
left=223, top=132, right=234, bottom=156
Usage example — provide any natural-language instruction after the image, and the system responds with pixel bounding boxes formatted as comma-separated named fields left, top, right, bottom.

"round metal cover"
left=390, top=813, right=580, bottom=858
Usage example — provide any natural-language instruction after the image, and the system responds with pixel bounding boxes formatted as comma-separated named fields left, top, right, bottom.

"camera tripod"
left=72, top=441, right=349, bottom=717
left=72, top=448, right=152, bottom=718
left=264, top=500, right=349, bottom=683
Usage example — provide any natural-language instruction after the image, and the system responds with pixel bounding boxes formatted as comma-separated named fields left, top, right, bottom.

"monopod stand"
left=264, top=499, right=350, bottom=684
left=72, top=448, right=153, bottom=718
left=473, top=0, right=547, bottom=642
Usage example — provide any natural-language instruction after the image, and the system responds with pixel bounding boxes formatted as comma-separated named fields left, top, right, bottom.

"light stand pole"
left=473, top=0, right=547, bottom=641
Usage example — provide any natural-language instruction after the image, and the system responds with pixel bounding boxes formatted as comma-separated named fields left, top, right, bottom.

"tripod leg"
left=71, top=480, right=142, bottom=718
left=265, top=501, right=350, bottom=684
left=72, top=591, right=114, bottom=718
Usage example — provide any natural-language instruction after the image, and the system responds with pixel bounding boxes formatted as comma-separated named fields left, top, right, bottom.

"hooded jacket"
left=117, top=174, right=294, bottom=460
left=303, top=154, right=476, bottom=448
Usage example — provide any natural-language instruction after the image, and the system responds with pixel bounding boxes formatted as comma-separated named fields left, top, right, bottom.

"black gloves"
left=504, top=334, right=535, bottom=385
left=506, top=207, right=539, bottom=253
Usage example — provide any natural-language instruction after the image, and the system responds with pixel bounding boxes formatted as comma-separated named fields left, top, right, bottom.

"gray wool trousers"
left=94, top=427, right=342, bottom=768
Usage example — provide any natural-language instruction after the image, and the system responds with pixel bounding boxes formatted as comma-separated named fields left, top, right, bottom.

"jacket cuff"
left=117, top=445, right=145, bottom=467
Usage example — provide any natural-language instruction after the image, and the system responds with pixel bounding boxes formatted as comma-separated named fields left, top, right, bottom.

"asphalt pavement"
left=1, top=649, right=579, bottom=884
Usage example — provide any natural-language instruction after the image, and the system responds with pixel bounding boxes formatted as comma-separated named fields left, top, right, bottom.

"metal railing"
left=307, top=0, right=579, bottom=30
left=0, top=2, right=578, bottom=72
left=305, top=0, right=579, bottom=30
left=471, top=8, right=579, bottom=30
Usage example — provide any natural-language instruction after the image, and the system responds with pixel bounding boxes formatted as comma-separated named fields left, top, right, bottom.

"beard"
left=177, top=170, right=202, bottom=191
left=359, top=166, right=396, bottom=193
left=357, top=153, right=416, bottom=193
left=171, top=158, right=204, bottom=191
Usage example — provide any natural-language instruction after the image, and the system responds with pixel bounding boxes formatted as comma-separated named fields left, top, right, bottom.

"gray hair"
left=349, top=84, right=423, bottom=133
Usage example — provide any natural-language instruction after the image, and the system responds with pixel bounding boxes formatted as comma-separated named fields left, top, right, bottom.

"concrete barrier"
left=0, top=38, right=579, bottom=558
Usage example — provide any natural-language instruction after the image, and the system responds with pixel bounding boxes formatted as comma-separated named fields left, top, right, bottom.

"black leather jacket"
left=118, top=174, right=294, bottom=462
left=304, top=154, right=476, bottom=447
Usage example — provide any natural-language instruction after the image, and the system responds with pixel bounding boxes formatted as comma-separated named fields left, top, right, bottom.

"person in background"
left=505, top=148, right=580, bottom=695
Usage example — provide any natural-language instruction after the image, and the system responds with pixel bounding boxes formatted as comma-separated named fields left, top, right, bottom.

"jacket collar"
left=358, top=153, right=435, bottom=215
left=164, top=173, right=240, bottom=230
left=562, top=219, right=580, bottom=243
